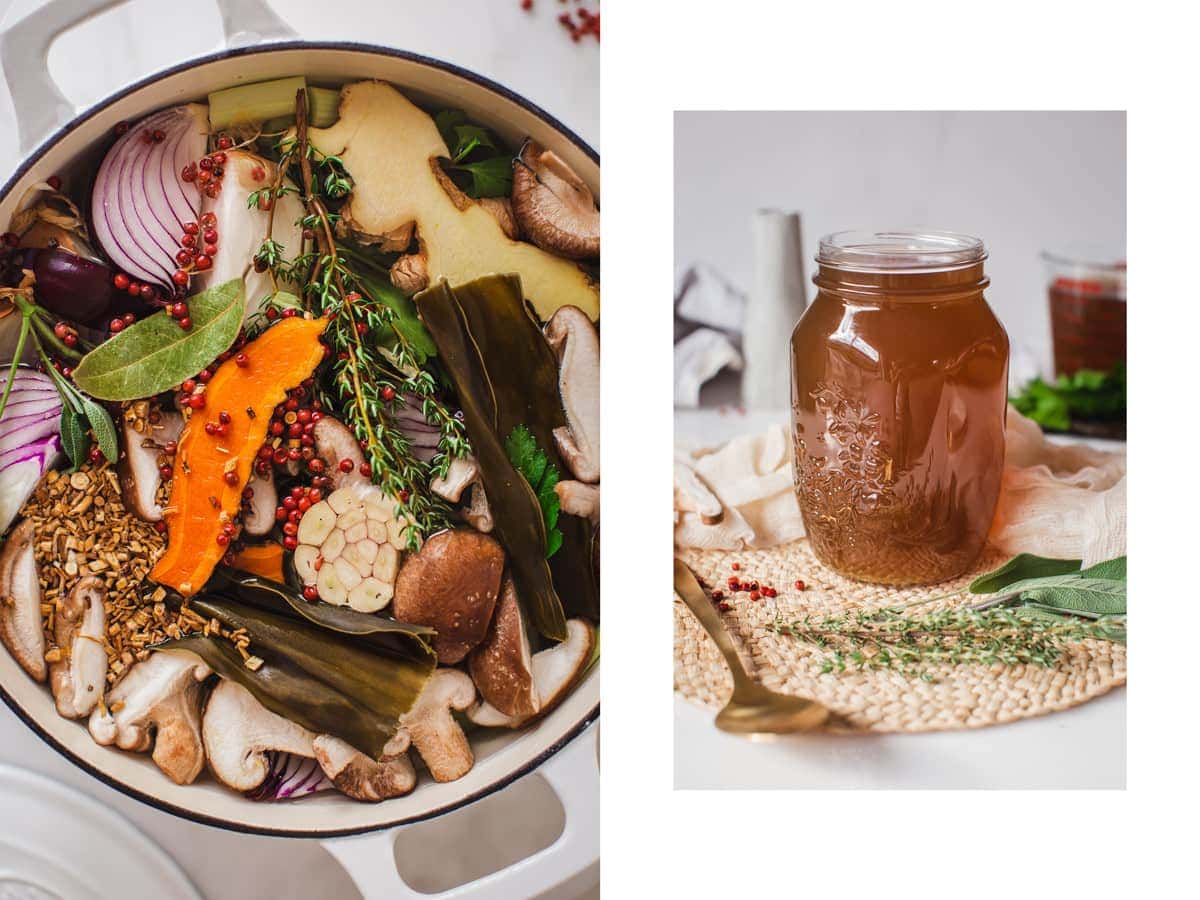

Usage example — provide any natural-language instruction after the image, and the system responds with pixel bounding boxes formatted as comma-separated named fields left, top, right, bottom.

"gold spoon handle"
left=673, top=558, right=755, bottom=692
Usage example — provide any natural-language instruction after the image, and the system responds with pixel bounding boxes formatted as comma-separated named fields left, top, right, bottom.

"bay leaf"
left=73, top=278, right=244, bottom=400
left=969, top=553, right=1081, bottom=594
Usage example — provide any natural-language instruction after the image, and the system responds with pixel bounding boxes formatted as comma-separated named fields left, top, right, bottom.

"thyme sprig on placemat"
left=770, top=605, right=1124, bottom=681
left=771, top=552, right=1128, bottom=681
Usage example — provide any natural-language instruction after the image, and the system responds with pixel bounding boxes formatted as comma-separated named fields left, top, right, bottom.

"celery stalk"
left=208, top=76, right=308, bottom=130
left=307, top=87, right=341, bottom=127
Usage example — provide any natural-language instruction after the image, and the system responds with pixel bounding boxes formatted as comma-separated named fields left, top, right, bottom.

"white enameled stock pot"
left=0, top=2, right=599, bottom=897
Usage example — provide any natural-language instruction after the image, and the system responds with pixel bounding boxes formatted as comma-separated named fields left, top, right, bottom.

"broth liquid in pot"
left=789, top=231, right=1009, bottom=585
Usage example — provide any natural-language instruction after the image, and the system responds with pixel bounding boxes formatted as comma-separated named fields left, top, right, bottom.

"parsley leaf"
left=504, top=425, right=562, bottom=559
left=434, top=108, right=513, bottom=198
left=1010, top=362, right=1125, bottom=432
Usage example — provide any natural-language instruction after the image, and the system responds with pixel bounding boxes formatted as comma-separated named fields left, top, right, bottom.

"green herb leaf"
left=78, top=396, right=118, bottom=463
left=434, top=109, right=468, bottom=150
left=58, top=408, right=89, bottom=471
left=73, top=279, right=244, bottom=400
left=1010, top=362, right=1126, bottom=431
left=1079, top=555, right=1126, bottom=580
left=505, top=424, right=563, bottom=559
left=453, top=155, right=513, bottom=198
left=1013, top=577, right=1126, bottom=618
left=969, top=553, right=1082, bottom=594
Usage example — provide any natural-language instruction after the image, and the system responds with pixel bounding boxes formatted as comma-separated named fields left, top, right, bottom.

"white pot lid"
left=0, top=764, right=199, bottom=900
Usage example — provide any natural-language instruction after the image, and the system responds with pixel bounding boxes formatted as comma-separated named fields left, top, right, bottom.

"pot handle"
left=0, top=0, right=295, bottom=154
left=322, top=723, right=599, bottom=900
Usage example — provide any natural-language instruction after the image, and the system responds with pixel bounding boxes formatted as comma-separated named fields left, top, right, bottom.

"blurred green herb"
left=504, top=424, right=562, bottom=558
left=434, top=109, right=513, bottom=199
left=1010, top=362, right=1125, bottom=431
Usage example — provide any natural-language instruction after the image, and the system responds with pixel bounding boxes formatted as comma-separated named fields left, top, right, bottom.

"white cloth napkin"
left=674, top=408, right=1127, bottom=566
left=673, top=263, right=746, bottom=407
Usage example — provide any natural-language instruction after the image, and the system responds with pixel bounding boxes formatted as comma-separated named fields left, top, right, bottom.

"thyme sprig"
left=277, top=88, right=462, bottom=543
left=771, top=603, right=1126, bottom=682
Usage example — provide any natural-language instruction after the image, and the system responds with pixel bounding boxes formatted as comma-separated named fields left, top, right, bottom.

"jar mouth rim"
left=818, top=229, right=986, bottom=272
left=1040, top=248, right=1126, bottom=272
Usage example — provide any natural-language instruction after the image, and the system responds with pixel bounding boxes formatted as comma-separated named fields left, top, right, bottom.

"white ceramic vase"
left=743, top=209, right=806, bottom=408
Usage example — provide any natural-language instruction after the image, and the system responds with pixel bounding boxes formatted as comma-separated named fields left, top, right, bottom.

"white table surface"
left=675, top=406, right=1127, bottom=790
left=0, top=1, right=599, bottom=896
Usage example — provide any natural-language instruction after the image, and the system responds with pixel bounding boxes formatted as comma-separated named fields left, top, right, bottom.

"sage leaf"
left=79, top=396, right=118, bottom=463
left=1079, top=555, right=1126, bottom=580
left=1016, top=577, right=1126, bottom=618
left=58, top=408, right=89, bottom=470
left=73, top=278, right=244, bottom=400
left=969, top=553, right=1082, bottom=594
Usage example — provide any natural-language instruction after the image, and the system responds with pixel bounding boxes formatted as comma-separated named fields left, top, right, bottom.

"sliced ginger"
left=306, top=81, right=599, bottom=322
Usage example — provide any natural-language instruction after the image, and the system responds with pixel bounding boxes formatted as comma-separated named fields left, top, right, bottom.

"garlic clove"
left=373, top=545, right=399, bottom=583
left=348, top=577, right=392, bottom=613
left=318, top=563, right=347, bottom=606
left=320, top=528, right=346, bottom=561
left=366, top=520, right=387, bottom=545
left=297, top=501, right=336, bottom=545
left=294, top=545, right=319, bottom=584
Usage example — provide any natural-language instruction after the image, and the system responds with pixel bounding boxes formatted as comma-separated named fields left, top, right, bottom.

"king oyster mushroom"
left=312, top=734, right=416, bottom=802
left=0, top=519, right=45, bottom=681
left=469, top=618, right=594, bottom=729
left=391, top=529, right=505, bottom=664
left=555, top=480, right=599, bottom=527
left=117, top=411, right=184, bottom=522
left=49, top=576, right=108, bottom=718
left=240, top=467, right=278, bottom=537
left=202, top=679, right=319, bottom=791
left=293, top=417, right=414, bottom=612
left=511, top=140, right=600, bottom=260
left=545, top=306, right=600, bottom=484
left=89, top=649, right=212, bottom=785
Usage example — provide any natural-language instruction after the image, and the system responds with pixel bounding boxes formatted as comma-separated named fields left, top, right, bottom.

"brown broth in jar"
left=790, top=231, right=1009, bottom=585
left=1044, top=253, right=1126, bottom=377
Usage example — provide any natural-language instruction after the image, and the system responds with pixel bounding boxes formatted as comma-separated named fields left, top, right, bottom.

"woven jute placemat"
left=674, top=540, right=1126, bottom=732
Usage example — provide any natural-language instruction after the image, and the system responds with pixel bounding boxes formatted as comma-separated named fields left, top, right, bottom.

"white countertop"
left=0, top=2, right=599, bottom=897
left=675, top=406, right=1127, bottom=790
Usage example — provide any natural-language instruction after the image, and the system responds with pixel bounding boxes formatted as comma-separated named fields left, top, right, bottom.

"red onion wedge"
left=244, top=751, right=332, bottom=801
left=92, top=104, right=207, bottom=290
left=0, top=367, right=61, bottom=533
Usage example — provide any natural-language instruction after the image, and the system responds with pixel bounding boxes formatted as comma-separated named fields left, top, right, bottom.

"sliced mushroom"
left=397, top=667, right=476, bottom=782
left=511, top=140, right=599, bottom=260
left=49, top=576, right=107, bottom=718
left=241, top=467, right=278, bottom=537
left=468, top=576, right=537, bottom=718
left=313, top=416, right=366, bottom=490
left=313, top=734, right=416, bottom=802
left=479, top=196, right=520, bottom=241
left=202, top=679, right=318, bottom=791
left=391, top=529, right=504, bottom=663
left=545, top=306, right=599, bottom=483
left=430, top=455, right=479, bottom=503
left=469, top=618, right=594, bottom=729
left=0, top=519, right=45, bottom=681
left=463, top=482, right=494, bottom=533
left=89, top=649, right=211, bottom=785
left=116, top=411, right=183, bottom=522
left=555, top=480, right=599, bottom=527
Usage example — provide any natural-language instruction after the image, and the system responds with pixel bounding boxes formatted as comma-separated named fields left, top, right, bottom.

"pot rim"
left=0, top=39, right=600, bottom=839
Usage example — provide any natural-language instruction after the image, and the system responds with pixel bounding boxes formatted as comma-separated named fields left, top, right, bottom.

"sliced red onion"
left=0, top=368, right=58, bottom=396
left=0, top=434, right=60, bottom=533
left=92, top=105, right=205, bottom=289
left=244, top=751, right=332, bottom=801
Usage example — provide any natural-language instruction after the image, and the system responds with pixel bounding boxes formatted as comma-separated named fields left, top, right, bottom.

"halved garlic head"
left=294, top=482, right=417, bottom=611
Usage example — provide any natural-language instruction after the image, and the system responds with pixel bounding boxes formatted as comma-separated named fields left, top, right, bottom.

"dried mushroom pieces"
left=88, top=649, right=211, bottom=785
left=305, top=81, right=597, bottom=321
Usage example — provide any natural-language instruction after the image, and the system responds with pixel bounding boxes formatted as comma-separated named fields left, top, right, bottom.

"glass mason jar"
left=789, top=230, right=1009, bottom=585
left=1042, top=249, right=1126, bottom=377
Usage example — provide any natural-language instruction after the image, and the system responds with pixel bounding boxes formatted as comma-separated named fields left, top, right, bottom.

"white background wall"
left=674, top=110, right=1126, bottom=376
